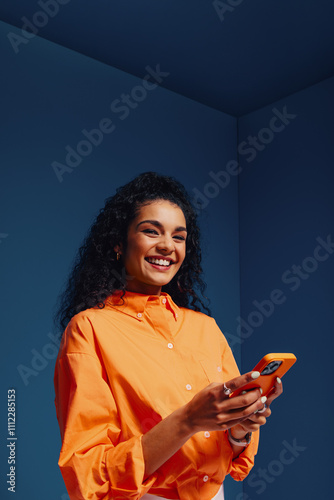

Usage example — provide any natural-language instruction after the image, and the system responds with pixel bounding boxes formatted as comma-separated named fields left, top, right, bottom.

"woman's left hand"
left=230, top=377, right=283, bottom=437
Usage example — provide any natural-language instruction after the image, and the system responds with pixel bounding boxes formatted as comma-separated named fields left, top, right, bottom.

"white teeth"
left=147, top=258, right=171, bottom=266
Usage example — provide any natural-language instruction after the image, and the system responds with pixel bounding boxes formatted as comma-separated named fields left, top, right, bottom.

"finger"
left=226, top=388, right=263, bottom=410
left=267, top=377, right=283, bottom=406
left=237, top=416, right=267, bottom=432
left=215, top=395, right=268, bottom=430
left=221, top=395, right=268, bottom=425
left=220, top=371, right=261, bottom=398
left=248, top=406, right=271, bottom=421
left=221, top=408, right=271, bottom=432
left=256, top=402, right=268, bottom=414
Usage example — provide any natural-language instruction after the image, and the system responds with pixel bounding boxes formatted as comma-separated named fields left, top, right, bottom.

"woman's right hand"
left=183, top=371, right=266, bottom=435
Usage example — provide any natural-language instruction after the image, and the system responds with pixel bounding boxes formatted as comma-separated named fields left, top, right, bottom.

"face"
left=116, top=200, right=187, bottom=295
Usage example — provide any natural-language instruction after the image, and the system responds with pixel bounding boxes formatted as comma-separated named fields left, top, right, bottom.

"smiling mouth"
left=145, top=257, right=173, bottom=267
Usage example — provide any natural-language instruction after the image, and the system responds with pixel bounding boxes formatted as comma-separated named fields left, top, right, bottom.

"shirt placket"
left=145, top=297, right=175, bottom=343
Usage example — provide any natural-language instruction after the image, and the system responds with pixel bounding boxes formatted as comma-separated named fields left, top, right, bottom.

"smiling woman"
left=54, top=172, right=281, bottom=500
left=54, top=172, right=208, bottom=327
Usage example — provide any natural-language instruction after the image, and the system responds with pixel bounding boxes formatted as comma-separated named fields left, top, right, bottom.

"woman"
left=54, top=172, right=282, bottom=500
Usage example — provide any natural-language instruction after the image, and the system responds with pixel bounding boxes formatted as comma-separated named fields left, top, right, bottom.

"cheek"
left=126, top=236, right=142, bottom=255
left=125, top=237, right=149, bottom=264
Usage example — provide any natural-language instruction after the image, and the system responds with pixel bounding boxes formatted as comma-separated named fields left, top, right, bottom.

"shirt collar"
left=105, top=290, right=180, bottom=321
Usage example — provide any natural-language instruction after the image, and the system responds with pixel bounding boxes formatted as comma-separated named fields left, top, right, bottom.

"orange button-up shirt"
left=54, top=291, right=259, bottom=500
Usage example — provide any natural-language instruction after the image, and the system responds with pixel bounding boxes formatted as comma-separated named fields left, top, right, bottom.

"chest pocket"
left=199, top=357, right=225, bottom=384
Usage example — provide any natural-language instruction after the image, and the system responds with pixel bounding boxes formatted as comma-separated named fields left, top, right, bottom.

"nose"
left=156, top=233, right=175, bottom=253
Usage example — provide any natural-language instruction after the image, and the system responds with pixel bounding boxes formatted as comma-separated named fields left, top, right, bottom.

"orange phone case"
left=232, top=353, right=297, bottom=398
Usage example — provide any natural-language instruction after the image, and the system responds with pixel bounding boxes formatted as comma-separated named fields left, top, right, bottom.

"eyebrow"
left=136, top=220, right=187, bottom=232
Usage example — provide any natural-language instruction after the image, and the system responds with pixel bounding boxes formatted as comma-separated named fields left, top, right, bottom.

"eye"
left=173, top=235, right=186, bottom=241
left=142, top=228, right=159, bottom=235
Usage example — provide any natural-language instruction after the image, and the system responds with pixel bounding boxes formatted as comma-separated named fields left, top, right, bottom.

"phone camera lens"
left=260, top=360, right=282, bottom=375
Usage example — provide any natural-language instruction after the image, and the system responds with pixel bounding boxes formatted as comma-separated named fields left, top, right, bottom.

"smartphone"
left=232, top=353, right=297, bottom=398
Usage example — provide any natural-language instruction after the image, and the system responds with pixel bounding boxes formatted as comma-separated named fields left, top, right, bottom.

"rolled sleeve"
left=54, top=318, right=158, bottom=499
left=228, top=430, right=259, bottom=481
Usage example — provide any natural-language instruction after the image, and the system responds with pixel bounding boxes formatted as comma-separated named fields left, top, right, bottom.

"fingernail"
left=251, top=371, right=260, bottom=379
left=276, top=377, right=281, bottom=384
left=261, top=396, right=267, bottom=404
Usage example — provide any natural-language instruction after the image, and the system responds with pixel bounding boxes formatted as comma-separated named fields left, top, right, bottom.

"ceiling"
left=1, top=0, right=334, bottom=116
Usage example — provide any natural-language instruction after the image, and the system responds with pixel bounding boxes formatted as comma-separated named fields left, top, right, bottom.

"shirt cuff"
left=227, top=429, right=260, bottom=481
left=106, top=434, right=158, bottom=497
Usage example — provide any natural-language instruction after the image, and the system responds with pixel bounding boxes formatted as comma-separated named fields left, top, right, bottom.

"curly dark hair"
left=54, top=172, right=210, bottom=332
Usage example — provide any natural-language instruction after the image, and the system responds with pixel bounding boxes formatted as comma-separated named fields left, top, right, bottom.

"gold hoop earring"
left=116, top=252, right=121, bottom=261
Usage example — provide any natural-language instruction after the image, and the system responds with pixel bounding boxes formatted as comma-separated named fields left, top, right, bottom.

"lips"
left=145, top=257, right=174, bottom=267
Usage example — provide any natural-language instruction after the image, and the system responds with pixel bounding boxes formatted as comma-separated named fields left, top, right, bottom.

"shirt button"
left=217, top=367, right=222, bottom=372
left=204, top=431, right=210, bottom=438
left=203, top=475, right=209, bottom=482
left=167, top=343, right=174, bottom=349
left=186, top=384, right=192, bottom=391
left=137, top=313, right=142, bottom=318
left=162, top=298, right=167, bottom=304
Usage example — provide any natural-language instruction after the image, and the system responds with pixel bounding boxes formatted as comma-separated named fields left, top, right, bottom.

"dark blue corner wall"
left=2, top=14, right=333, bottom=500
left=0, top=20, right=242, bottom=500
left=238, top=77, right=334, bottom=500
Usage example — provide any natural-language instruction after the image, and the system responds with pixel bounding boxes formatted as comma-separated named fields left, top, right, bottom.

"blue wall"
left=238, top=77, right=334, bottom=500
left=3, top=13, right=332, bottom=500
left=0, top=20, right=242, bottom=500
